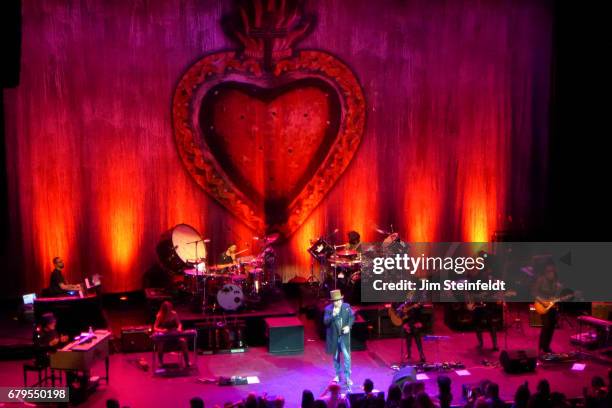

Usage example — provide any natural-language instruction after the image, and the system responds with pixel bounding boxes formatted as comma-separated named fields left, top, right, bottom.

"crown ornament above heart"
left=172, top=0, right=366, bottom=237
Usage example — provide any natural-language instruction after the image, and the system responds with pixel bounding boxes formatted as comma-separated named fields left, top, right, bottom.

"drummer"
left=346, top=231, right=362, bottom=253
left=219, top=244, right=238, bottom=266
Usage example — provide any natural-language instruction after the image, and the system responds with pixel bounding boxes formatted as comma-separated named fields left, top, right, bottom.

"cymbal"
left=330, top=260, right=361, bottom=268
left=208, top=263, right=236, bottom=271
left=383, top=232, right=399, bottom=244
left=336, top=249, right=358, bottom=258
left=263, top=232, right=280, bottom=244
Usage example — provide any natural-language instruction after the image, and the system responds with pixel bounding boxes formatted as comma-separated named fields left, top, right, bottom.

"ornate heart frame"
left=172, top=1, right=365, bottom=236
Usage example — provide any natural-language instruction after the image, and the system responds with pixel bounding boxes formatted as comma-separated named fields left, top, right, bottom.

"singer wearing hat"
left=324, top=289, right=355, bottom=386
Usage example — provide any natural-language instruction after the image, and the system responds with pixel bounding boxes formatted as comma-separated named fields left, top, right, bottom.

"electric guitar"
left=534, top=293, right=574, bottom=315
left=466, top=290, right=517, bottom=311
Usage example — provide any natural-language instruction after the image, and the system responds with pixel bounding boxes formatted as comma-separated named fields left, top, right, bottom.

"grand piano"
left=50, top=330, right=111, bottom=384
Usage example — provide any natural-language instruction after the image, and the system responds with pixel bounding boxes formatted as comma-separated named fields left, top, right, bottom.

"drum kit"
left=307, top=237, right=363, bottom=291
left=307, top=226, right=406, bottom=296
left=157, top=224, right=279, bottom=313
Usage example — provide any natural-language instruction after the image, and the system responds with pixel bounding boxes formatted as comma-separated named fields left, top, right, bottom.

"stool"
left=23, top=360, right=57, bottom=386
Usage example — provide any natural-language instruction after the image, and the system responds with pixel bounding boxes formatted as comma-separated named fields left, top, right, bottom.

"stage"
left=0, top=305, right=608, bottom=407
left=1, top=0, right=610, bottom=406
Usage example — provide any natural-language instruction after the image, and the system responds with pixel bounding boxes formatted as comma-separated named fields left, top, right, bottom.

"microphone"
left=203, top=239, right=211, bottom=243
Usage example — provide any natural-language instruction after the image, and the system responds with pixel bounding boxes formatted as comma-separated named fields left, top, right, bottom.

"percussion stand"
left=188, top=239, right=207, bottom=310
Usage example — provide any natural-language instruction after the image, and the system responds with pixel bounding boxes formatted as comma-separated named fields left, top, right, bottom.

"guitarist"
left=533, top=261, right=562, bottom=353
left=466, top=268, right=499, bottom=351
left=396, top=291, right=426, bottom=363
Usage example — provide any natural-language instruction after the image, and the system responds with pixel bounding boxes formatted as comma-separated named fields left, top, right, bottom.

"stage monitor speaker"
left=121, top=326, right=153, bottom=352
left=265, top=316, right=304, bottom=354
left=392, top=365, right=417, bottom=387
left=500, top=349, right=537, bottom=373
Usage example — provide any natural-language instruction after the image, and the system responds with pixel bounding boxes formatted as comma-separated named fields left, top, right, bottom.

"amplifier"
left=529, top=305, right=543, bottom=327
left=351, top=314, right=368, bottom=351
left=121, top=326, right=153, bottom=352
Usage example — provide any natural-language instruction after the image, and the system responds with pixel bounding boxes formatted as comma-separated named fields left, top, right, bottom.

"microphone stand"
left=186, top=238, right=208, bottom=311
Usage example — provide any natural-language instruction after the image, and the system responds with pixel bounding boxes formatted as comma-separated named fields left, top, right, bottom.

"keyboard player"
left=153, top=301, right=191, bottom=367
left=34, top=312, right=69, bottom=365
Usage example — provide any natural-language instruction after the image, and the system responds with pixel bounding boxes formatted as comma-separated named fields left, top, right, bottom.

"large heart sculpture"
left=201, top=78, right=341, bottom=227
left=172, top=2, right=365, bottom=236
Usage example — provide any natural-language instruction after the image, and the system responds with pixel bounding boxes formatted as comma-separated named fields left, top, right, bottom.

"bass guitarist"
left=465, top=268, right=499, bottom=352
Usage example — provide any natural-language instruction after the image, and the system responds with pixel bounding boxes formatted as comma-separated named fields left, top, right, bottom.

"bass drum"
left=216, top=284, right=244, bottom=311
left=156, top=224, right=207, bottom=271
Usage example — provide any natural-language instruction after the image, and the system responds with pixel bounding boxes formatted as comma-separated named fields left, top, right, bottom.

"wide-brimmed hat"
left=330, top=289, right=344, bottom=301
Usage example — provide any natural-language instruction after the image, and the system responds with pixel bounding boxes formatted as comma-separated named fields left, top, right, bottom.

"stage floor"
left=0, top=306, right=609, bottom=407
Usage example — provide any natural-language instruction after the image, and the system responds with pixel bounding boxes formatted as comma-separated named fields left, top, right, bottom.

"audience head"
left=486, top=382, right=500, bottom=399
left=301, top=389, right=315, bottom=408
left=514, top=382, right=530, bottom=407
left=468, top=385, right=483, bottom=401
left=189, top=397, right=204, bottom=408
left=437, top=375, right=451, bottom=394
left=105, top=399, right=120, bottom=408
left=537, top=379, right=551, bottom=397
left=363, top=378, right=374, bottom=393
left=479, top=379, right=492, bottom=395
left=414, top=391, right=434, bottom=408
left=272, top=396, right=285, bottom=408
left=437, top=375, right=453, bottom=407
left=413, top=381, right=425, bottom=394
left=387, top=384, right=402, bottom=401
left=402, top=381, right=415, bottom=398
left=327, top=382, right=341, bottom=396
left=550, top=392, right=568, bottom=407
left=244, top=392, right=257, bottom=408
left=313, top=400, right=327, bottom=408
left=474, top=396, right=488, bottom=408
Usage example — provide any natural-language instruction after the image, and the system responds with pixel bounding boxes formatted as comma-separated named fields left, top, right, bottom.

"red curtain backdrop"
left=3, top=0, right=552, bottom=294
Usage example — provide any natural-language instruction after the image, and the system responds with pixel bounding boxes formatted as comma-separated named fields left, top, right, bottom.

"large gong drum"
left=156, top=224, right=207, bottom=271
